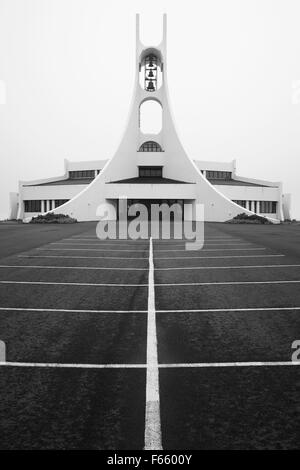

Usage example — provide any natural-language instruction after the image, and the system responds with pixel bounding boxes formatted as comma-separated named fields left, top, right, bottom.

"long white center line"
left=144, top=237, right=162, bottom=450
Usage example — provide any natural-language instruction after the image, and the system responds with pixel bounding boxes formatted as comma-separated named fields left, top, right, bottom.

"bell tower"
left=49, top=14, right=261, bottom=223
left=135, top=14, right=165, bottom=152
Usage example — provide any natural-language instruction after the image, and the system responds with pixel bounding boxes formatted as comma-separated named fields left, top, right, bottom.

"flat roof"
left=24, top=178, right=94, bottom=187
left=209, top=178, right=270, bottom=187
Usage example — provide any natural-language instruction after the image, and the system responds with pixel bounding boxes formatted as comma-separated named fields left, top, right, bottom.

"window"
left=139, top=166, right=162, bottom=178
left=138, top=141, right=163, bottom=152
left=260, top=201, right=277, bottom=214
left=24, top=200, right=41, bottom=212
left=55, top=199, right=69, bottom=208
left=233, top=200, right=247, bottom=208
left=206, top=171, right=232, bottom=180
left=69, top=170, right=95, bottom=179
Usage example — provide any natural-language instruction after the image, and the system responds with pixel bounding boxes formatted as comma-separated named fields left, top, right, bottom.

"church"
left=10, top=15, right=290, bottom=223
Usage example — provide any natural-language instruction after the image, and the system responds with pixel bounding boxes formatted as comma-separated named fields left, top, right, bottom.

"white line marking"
left=36, top=247, right=266, bottom=253
left=67, top=237, right=242, bottom=242
left=155, top=264, right=300, bottom=271
left=51, top=242, right=253, bottom=247
left=19, top=254, right=280, bottom=261
left=1, top=306, right=299, bottom=314
left=159, top=361, right=300, bottom=368
left=51, top=242, right=150, bottom=247
left=66, top=238, right=150, bottom=242
left=145, top=237, right=162, bottom=450
left=154, top=280, right=300, bottom=286
left=36, top=248, right=148, bottom=252
left=18, top=255, right=148, bottom=260
left=0, top=265, right=148, bottom=271
left=155, top=255, right=284, bottom=260
left=155, top=248, right=267, bottom=252
left=63, top=239, right=151, bottom=243
left=1, top=280, right=299, bottom=288
left=0, top=362, right=145, bottom=369
left=0, top=280, right=147, bottom=287
left=2, top=264, right=300, bottom=272
left=156, top=307, right=300, bottom=313
left=0, top=361, right=298, bottom=369
left=0, top=307, right=146, bottom=313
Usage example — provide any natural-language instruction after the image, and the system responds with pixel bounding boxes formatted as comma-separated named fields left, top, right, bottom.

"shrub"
left=30, top=213, right=77, bottom=224
left=283, top=219, right=298, bottom=224
left=226, top=212, right=272, bottom=224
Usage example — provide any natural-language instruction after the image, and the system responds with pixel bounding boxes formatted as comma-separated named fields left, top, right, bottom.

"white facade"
left=11, top=15, right=290, bottom=223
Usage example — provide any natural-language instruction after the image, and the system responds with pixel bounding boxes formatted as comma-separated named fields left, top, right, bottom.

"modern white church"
left=11, top=15, right=291, bottom=223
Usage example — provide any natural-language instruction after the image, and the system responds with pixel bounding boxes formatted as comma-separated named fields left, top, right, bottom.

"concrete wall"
left=22, top=184, right=88, bottom=201
left=137, top=152, right=165, bottom=167
left=105, top=183, right=196, bottom=199
left=9, top=192, right=19, bottom=220
left=66, top=159, right=107, bottom=171
left=282, top=193, right=292, bottom=220
left=215, top=185, right=280, bottom=202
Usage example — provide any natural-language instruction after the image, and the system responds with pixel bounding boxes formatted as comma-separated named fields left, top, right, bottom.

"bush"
left=0, top=219, right=23, bottom=224
left=226, top=212, right=272, bottom=224
left=30, top=213, right=77, bottom=224
left=283, top=219, right=298, bottom=224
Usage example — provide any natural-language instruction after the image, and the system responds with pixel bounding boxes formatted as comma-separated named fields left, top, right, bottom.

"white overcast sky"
left=0, top=0, right=300, bottom=219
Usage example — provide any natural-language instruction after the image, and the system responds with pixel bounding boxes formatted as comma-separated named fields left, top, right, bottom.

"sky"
left=0, top=0, right=300, bottom=219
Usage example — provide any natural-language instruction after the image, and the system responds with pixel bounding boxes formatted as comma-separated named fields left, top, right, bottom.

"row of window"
left=260, top=201, right=277, bottom=213
left=24, top=200, right=42, bottom=212
left=53, top=199, right=69, bottom=208
left=205, top=171, right=232, bottom=180
left=69, top=170, right=100, bottom=179
left=24, top=200, right=69, bottom=212
left=127, top=199, right=184, bottom=207
left=232, top=200, right=277, bottom=214
left=139, top=166, right=162, bottom=178
left=24, top=197, right=277, bottom=215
